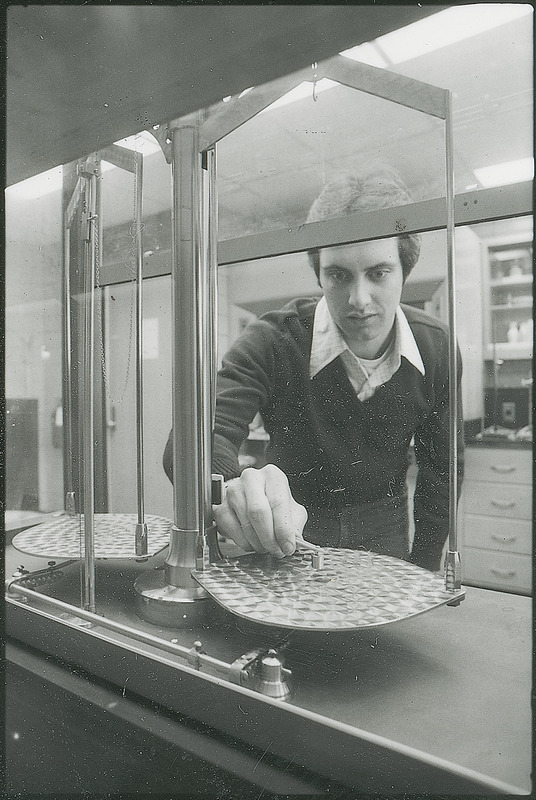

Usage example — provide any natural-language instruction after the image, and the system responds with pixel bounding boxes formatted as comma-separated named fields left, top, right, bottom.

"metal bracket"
left=187, top=640, right=206, bottom=670
left=229, top=647, right=291, bottom=700
left=76, top=156, right=100, bottom=179
left=147, top=124, right=173, bottom=163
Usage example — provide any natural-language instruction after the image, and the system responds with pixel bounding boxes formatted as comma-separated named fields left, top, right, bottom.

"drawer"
left=462, top=481, right=531, bottom=520
left=462, top=548, right=532, bottom=594
left=465, top=447, right=531, bottom=484
left=462, top=515, right=531, bottom=554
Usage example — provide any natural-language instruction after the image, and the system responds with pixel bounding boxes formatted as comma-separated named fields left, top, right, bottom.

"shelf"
left=490, top=275, right=532, bottom=288
left=490, top=303, right=532, bottom=311
left=485, top=342, right=532, bottom=360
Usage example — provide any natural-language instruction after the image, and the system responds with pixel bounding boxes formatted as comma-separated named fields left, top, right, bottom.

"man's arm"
left=163, top=315, right=308, bottom=555
left=163, top=317, right=274, bottom=483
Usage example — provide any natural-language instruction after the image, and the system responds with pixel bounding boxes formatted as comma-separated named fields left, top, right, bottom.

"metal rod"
left=208, top=148, right=219, bottom=431
left=62, top=214, right=75, bottom=511
left=198, top=148, right=218, bottom=541
left=197, top=152, right=209, bottom=545
left=295, top=537, right=321, bottom=553
left=133, top=153, right=148, bottom=556
left=82, top=166, right=98, bottom=612
left=196, top=146, right=222, bottom=566
left=7, top=585, right=230, bottom=677
left=444, top=91, right=461, bottom=591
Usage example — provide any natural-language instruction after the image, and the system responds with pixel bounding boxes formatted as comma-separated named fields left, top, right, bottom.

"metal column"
left=134, top=118, right=212, bottom=626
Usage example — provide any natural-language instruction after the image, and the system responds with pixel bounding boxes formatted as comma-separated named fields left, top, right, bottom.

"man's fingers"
left=221, top=472, right=278, bottom=554
left=239, top=468, right=287, bottom=557
left=212, top=501, right=254, bottom=552
left=262, top=465, right=305, bottom=556
left=291, top=501, right=308, bottom=537
left=213, top=466, right=307, bottom=558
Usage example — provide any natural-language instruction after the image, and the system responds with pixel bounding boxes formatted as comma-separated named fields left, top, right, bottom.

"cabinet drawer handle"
left=490, top=569, right=516, bottom=579
left=491, top=464, right=516, bottom=474
left=490, top=534, right=517, bottom=543
left=490, top=499, right=516, bottom=509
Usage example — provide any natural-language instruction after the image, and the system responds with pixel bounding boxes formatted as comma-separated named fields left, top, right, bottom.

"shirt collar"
left=395, top=305, right=425, bottom=376
left=309, top=296, right=425, bottom=378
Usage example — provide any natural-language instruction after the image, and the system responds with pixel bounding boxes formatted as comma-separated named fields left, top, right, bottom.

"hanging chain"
left=312, top=62, right=318, bottom=102
left=95, top=163, right=138, bottom=405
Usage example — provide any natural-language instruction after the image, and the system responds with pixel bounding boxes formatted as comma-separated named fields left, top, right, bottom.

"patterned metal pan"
left=192, top=548, right=465, bottom=631
left=11, top=513, right=171, bottom=560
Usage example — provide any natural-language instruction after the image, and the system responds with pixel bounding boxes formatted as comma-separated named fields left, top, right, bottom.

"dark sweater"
left=164, top=298, right=464, bottom=569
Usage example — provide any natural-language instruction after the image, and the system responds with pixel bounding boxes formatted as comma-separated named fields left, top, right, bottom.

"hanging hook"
left=312, top=62, right=318, bottom=102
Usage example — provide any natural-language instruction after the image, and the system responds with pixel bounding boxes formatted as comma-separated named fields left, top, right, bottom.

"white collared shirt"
left=309, top=296, right=425, bottom=401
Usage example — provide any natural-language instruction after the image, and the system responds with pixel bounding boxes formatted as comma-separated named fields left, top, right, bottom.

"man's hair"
left=306, top=167, right=421, bottom=282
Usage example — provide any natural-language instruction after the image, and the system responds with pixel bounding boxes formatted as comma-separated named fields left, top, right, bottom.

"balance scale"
left=10, top=60, right=463, bottom=660
left=12, top=517, right=464, bottom=632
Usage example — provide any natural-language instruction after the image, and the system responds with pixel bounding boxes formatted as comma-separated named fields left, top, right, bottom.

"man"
left=164, top=167, right=464, bottom=571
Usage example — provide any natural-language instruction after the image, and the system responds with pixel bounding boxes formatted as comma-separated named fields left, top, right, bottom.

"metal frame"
left=5, top=592, right=526, bottom=795
left=95, top=145, right=147, bottom=556
left=162, top=54, right=462, bottom=599
left=94, top=182, right=533, bottom=286
left=61, top=145, right=145, bottom=608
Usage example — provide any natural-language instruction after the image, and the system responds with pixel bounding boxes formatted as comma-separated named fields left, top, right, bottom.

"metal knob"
left=258, top=649, right=291, bottom=700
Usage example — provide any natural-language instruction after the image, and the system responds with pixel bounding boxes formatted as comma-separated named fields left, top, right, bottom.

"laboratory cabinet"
left=460, top=445, right=532, bottom=594
left=483, top=238, right=533, bottom=361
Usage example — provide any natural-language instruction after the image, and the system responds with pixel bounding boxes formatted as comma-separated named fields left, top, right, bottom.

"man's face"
left=319, top=238, right=404, bottom=359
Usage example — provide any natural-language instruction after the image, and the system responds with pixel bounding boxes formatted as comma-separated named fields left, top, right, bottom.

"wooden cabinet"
left=460, top=446, right=532, bottom=594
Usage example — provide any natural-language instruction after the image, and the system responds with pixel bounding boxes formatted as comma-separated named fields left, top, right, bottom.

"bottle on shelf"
left=506, top=321, right=519, bottom=343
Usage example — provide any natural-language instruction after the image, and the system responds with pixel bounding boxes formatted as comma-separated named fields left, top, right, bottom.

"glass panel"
left=340, top=5, right=533, bottom=194
left=468, top=215, right=533, bottom=441
left=104, top=275, right=173, bottom=519
left=5, top=172, right=64, bottom=517
left=214, top=6, right=532, bottom=240
left=218, top=226, right=482, bottom=458
left=217, top=82, right=446, bottom=240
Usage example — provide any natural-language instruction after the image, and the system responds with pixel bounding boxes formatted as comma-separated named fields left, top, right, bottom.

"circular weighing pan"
left=192, top=548, right=465, bottom=631
left=11, top=513, right=171, bottom=560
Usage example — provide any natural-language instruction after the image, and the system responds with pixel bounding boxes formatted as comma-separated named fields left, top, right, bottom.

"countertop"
left=5, top=537, right=532, bottom=793
left=466, top=436, right=532, bottom=449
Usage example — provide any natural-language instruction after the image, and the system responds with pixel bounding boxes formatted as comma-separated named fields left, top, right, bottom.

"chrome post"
left=82, top=161, right=99, bottom=613
left=133, top=152, right=148, bottom=557
left=62, top=215, right=75, bottom=514
left=444, top=91, right=462, bottom=593
left=167, top=121, right=202, bottom=585
left=134, top=115, right=209, bottom=626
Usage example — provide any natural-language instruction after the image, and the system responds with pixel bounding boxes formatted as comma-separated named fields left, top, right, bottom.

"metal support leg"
left=135, top=118, right=212, bottom=627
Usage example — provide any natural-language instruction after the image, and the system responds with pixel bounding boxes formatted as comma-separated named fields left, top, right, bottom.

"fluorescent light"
left=474, top=158, right=534, bottom=188
left=6, top=165, right=64, bottom=199
left=342, top=4, right=533, bottom=66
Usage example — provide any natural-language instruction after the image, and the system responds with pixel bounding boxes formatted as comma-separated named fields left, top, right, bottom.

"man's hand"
left=213, top=464, right=307, bottom=558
